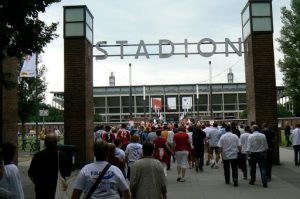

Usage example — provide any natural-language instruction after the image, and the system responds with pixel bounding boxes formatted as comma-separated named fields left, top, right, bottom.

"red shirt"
left=173, top=132, right=190, bottom=151
left=117, top=129, right=130, bottom=145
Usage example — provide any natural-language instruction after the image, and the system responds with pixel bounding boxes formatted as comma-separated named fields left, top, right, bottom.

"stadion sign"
left=94, top=38, right=243, bottom=60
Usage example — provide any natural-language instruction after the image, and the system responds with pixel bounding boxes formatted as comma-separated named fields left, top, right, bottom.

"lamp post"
left=196, top=84, right=199, bottom=122
left=129, top=63, right=133, bottom=120
left=143, top=85, right=146, bottom=124
left=209, top=61, right=213, bottom=120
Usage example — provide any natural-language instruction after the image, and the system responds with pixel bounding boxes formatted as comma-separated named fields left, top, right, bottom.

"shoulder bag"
left=85, top=163, right=111, bottom=199
left=55, top=151, right=68, bottom=199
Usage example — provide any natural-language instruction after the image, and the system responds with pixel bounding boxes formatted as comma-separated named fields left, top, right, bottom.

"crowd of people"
left=0, top=120, right=300, bottom=198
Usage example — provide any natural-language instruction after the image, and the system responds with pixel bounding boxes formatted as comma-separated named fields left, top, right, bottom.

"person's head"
left=108, top=143, right=116, bottom=158
left=2, top=142, right=16, bottom=164
left=213, top=122, right=218, bottom=128
left=45, top=133, right=58, bottom=149
left=94, top=140, right=108, bottom=161
left=114, top=138, right=122, bottom=147
left=262, top=123, right=268, bottom=128
left=245, top=125, right=251, bottom=133
left=178, top=126, right=186, bottom=133
left=151, top=126, right=156, bottom=132
left=222, top=122, right=226, bottom=128
left=225, top=125, right=231, bottom=132
left=121, top=124, right=127, bottom=129
left=105, top=125, right=111, bottom=132
left=156, top=130, right=161, bottom=137
left=142, top=142, right=154, bottom=157
left=252, top=124, right=260, bottom=132
left=131, top=134, right=140, bottom=143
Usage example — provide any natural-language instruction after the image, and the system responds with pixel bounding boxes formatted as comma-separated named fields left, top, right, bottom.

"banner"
left=182, top=96, right=192, bottom=109
left=151, top=97, right=162, bottom=111
left=167, top=97, right=177, bottom=110
left=20, top=53, right=37, bottom=77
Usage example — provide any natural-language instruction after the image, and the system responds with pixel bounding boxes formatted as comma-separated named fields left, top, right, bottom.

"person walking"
left=285, top=124, right=292, bottom=147
left=218, top=125, right=241, bottom=187
left=130, top=143, right=167, bottom=199
left=125, top=134, right=143, bottom=180
left=239, top=125, right=251, bottom=179
left=246, top=124, right=268, bottom=188
left=192, top=125, right=206, bottom=172
left=291, top=123, right=300, bottom=166
left=71, top=141, right=130, bottom=199
left=207, top=122, right=222, bottom=168
left=261, top=123, right=275, bottom=181
left=153, top=130, right=172, bottom=176
left=173, top=126, right=190, bottom=182
left=0, top=142, right=24, bottom=199
left=28, top=133, right=71, bottom=199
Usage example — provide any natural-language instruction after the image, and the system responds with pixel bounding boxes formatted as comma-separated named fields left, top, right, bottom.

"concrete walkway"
left=18, top=147, right=300, bottom=199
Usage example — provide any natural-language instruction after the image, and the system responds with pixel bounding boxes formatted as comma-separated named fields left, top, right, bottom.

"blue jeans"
left=249, top=152, right=267, bottom=185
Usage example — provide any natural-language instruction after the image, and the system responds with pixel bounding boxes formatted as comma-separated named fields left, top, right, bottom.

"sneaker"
left=179, top=178, right=186, bottom=182
left=206, top=160, right=210, bottom=166
left=263, top=184, right=268, bottom=188
left=176, top=177, right=181, bottom=182
left=249, top=181, right=254, bottom=185
left=211, top=162, right=215, bottom=168
left=234, top=181, right=238, bottom=187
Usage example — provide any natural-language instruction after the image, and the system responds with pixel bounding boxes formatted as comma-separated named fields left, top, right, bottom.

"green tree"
left=0, top=0, right=60, bottom=88
left=277, top=0, right=300, bottom=116
left=18, top=63, right=47, bottom=149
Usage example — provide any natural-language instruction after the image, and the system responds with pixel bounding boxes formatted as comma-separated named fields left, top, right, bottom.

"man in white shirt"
left=207, top=122, right=222, bottom=168
left=291, top=123, right=300, bottom=166
left=72, top=141, right=130, bottom=199
left=246, top=124, right=268, bottom=188
left=239, top=126, right=251, bottom=179
left=217, top=125, right=241, bottom=187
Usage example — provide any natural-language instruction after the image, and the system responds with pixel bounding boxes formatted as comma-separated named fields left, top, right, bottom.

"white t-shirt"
left=0, top=164, right=24, bottom=199
left=115, top=147, right=125, bottom=161
left=240, top=132, right=250, bottom=154
left=246, top=131, right=268, bottom=153
left=217, top=132, right=240, bottom=160
left=167, top=130, right=174, bottom=144
left=73, top=161, right=128, bottom=199
left=125, top=142, right=143, bottom=167
left=292, top=128, right=300, bottom=146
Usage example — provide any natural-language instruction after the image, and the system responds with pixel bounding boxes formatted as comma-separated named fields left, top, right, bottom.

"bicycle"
left=30, top=139, right=41, bottom=154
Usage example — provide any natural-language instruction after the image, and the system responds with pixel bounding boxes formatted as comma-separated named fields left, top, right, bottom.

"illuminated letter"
left=116, top=40, right=128, bottom=59
left=159, top=39, right=174, bottom=58
left=95, top=41, right=108, bottom=60
left=135, top=40, right=150, bottom=59
left=225, top=38, right=242, bottom=56
left=197, top=38, right=216, bottom=57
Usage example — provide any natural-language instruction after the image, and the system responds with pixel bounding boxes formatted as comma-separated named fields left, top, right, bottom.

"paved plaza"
left=18, top=147, right=300, bottom=199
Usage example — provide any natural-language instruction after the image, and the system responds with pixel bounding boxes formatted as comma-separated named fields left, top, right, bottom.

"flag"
left=20, top=53, right=37, bottom=77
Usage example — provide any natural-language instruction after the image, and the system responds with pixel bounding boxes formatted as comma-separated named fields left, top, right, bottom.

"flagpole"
left=35, top=53, right=39, bottom=143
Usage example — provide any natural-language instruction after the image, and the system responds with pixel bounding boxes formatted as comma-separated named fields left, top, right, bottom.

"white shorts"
left=175, top=150, right=189, bottom=168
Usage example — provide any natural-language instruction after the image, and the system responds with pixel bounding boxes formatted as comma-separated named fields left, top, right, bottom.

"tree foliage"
left=277, top=0, right=300, bottom=116
left=18, top=63, right=47, bottom=124
left=0, top=0, right=60, bottom=88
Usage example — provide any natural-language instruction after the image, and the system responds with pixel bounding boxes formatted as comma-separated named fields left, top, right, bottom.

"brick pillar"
left=244, top=34, right=279, bottom=164
left=64, top=38, right=94, bottom=168
left=0, top=56, right=18, bottom=161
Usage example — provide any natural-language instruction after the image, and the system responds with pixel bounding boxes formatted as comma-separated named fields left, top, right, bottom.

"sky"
left=38, top=0, right=291, bottom=104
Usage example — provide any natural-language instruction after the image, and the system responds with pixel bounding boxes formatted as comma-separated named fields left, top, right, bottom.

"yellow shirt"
left=161, top=130, right=169, bottom=140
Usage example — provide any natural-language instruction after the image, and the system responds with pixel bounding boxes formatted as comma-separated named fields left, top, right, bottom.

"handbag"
left=85, top=163, right=111, bottom=199
left=55, top=151, right=68, bottom=199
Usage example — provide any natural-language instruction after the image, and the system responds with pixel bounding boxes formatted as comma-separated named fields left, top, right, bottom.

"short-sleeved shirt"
left=292, top=128, right=300, bottom=146
left=217, top=132, right=240, bottom=160
left=246, top=131, right=268, bottom=152
left=208, top=127, right=222, bottom=147
left=240, top=132, right=250, bottom=154
left=73, top=161, right=129, bottom=199
left=115, top=147, right=125, bottom=161
left=117, top=129, right=131, bottom=146
left=125, top=143, right=143, bottom=167
left=167, top=131, right=174, bottom=144
left=173, top=132, right=190, bottom=151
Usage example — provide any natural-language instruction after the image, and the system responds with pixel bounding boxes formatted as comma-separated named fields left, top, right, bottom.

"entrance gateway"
left=63, top=0, right=278, bottom=167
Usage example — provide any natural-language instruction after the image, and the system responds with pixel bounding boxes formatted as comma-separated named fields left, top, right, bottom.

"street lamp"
left=209, top=61, right=213, bottom=120
left=63, top=6, right=93, bottom=43
left=196, top=84, right=199, bottom=122
left=129, top=63, right=133, bottom=120
left=241, top=0, right=273, bottom=40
